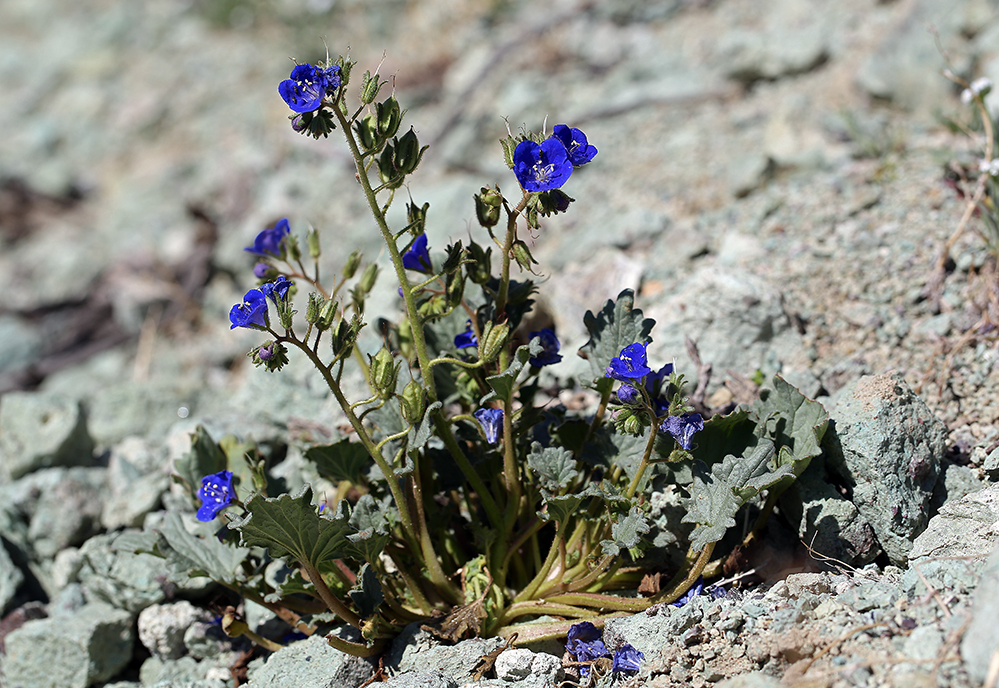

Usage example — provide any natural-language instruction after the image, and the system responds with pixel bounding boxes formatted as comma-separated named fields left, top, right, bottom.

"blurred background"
left=0, top=0, right=995, bottom=450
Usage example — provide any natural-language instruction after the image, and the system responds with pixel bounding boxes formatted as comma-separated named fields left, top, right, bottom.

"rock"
left=77, top=532, right=168, bottom=613
left=381, top=672, right=458, bottom=688
left=138, top=600, right=210, bottom=660
left=930, top=461, right=984, bottom=512
left=855, top=0, right=974, bottom=114
left=0, top=391, right=94, bottom=483
left=783, top=455, right=880, bottom=567
left=961, top=541, right=999, bottom=683
left=0, top=537, right=24, bottom=616
left=245, top=633, right=376, bottom=688
left=716, top=671, right=783, bottom=688
left=492, top=648, right=562, bottom=685
left=139, top=655, right=226, bottom=687
left=645, top=266, right=819, bottom=397
left=27, top=466, right=106, bottom=561
left=388, top=634, right=504, bottom=684
left=101, top=438, right=168, bottom=530
left=825, top=373, right=947, bottom=566
left=0, top=601, right=133, bottom=688
left=903, top=483, right=999, bottom=598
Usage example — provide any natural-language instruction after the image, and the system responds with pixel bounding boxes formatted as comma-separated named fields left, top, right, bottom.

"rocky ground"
left=1, top=0, right=999, bottom=686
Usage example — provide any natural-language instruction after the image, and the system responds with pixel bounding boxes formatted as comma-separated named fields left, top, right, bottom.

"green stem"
left=301, top=562, right=361, bottom=628
left=325, top=633, right=386, bottom=658
left=493, top=612, right=630, bottom=645
left=649, top=542, right=716, bottom=605
left=625, top=423, right=659, bottom=499
left=543, top=592, right=648, bottom=612
left=512, top=526, right=564, bottom=604
left=492, top=601, right=599, bottom=628
left=433, top=414, right=503, bottom=529
left=495, top=195, right=529, bottom=316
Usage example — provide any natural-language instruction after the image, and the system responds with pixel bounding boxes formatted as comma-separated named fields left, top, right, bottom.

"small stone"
left=0, top=391, right=94, bottom=483
left=245, top=633, right=375, bottom=688
left=139, top=600, right=209, bottom=660
left=494, top=648, right=535, bottom=681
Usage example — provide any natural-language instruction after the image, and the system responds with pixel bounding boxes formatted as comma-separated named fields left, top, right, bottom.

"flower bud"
left=319, top=297, right=339, bottom=330
left=407, top=201, right=429, bottom=235
left=465, top=240, right=492, bottom=285
left=378, top=143, right=404, bottom=189
left=622, top=410, right=644, bottom=436
left=368, top=347, right=399, bottom=399
left=400, top=380, right=426, bottom=424
left=360, top=70, right=381, bottom=105
left=446, top=270, right=465, bottom=310
left=395, top=128, right=425, bottom=175
left=306, top=292, right=323, bottom=324
left=511, top=239, right=539, bottom=272
left=307, top=227, right=321, bottom=259
left=479, top=321, right=510, bottom=364
left=377, top=96, right=402, bottom=139
left=474, top=188, right=502, bottom=228
left=539, top=189, right=573, bottom=215
left=249, top=341, right=289, bottom=372
left=355, top=114, right=378, bottom=151
left=286, top=234, right=302, bottom=263
left=358, top=263, right=379, bottom=293
left=343, top=251, right=362, bottom=279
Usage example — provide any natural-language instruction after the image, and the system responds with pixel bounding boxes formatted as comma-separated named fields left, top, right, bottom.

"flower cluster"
left=229, top=275, right=294, bottom=330
left=513, top=125, right=597, bottom=193
left=278, top=63, right=342, bottom=113
left=565, top=622, right=645, bottom=677
left=607, top=342, right=703, bottom=449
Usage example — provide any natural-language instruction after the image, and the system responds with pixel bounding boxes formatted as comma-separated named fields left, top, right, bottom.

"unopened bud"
left=479, top=322, right=510, bottom=364
left=511, top=239, right=538, bottom=272
left=360, top=70, right=381, bottom=105
left=306, top=292, right=322, bottom=324
left=343, top=251, right=362, bottom=279
left=400, top=380, right=426, bottom=424
left=407, top=201, right=429, bottom=235
left=355, top=114, right=378, bottom=150
left=307, top=227, right=321, bottom=259
left=368, top=347, right=399, bottom=399
left=376, top=96, right=402, bottom=139
left=395, top=128, right=424, bottom=175
left=474, top=187, right=502, bottom=227
left=358, top=263, right=379, bottom=293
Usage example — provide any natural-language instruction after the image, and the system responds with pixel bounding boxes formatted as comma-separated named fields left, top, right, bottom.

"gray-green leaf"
left=578, top=289, right=655, bottom=384
left=481, top=339, right=543, bottom=405
left=307, top=439, right=372, bottom=486
left=600, top=506, right=651, bottom=556
left=526, top=443, right=579, bottom=492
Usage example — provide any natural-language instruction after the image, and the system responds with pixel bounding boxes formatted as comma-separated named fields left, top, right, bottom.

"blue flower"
left=660, top=413, right=704, bottom=450
left=606, top=342, right=653, bottom=381
left=529, top=329, right=562, bottom=367
left=474, top=407, right=504, bottom=444
left=671, top=576, right=703, bottom=607
left=229, top=289, right=270, bottom=330
left=552, top=125, right=597, bottom=166
left=245, top=218, right=291, bottom=257
left=402, top=234, right=432, bottom=273
left=611, top=644, right=644, bottom=674
left=260, top=275, right=292, bottom=304
left=253, top=263, right=272, bottom=279
left=566, top=622, right=609, bottom=676
left=617, top=384, right=641, bottom=404
left=197, top=470, right=235, bottom=521
left=513, top=138, right=573, bottom=192
left=455, top=321, right=478, bottom=349
left=278, top=64, right=337, bottom=114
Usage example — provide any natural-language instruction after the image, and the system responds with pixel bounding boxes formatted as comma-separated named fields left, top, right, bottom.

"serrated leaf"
left=307, top=439, right=372, bottom=486
left=229, top=485, right=353, bottom=569
left=600, top=506, right=651, bottom=556
left=682, top=439, right=796, bottom=551
left=481, top=339, right=543, bottom=405
left=408, top=401, right=443, bottom=451
left=344, top=494, right=394, bottom=563
left=578, top=289, right=655, bottom=384
left=348, top=563, right=383, bottom=618
left=750, top=375, right=828, bottom=470
left=526, top=443, right=579, bottom=491
left=539, top=490, right=587, bottom=525
left=149, top=511, right=250, bottom=586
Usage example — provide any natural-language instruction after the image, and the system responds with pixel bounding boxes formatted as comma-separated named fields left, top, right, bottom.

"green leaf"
left=578, top=289, right=655, bottom=384
left=173, top=425, right=227, bottom=494
left=526, top=443, right=579, bottom=492
left=344, top=494, right=394, bottom=563
left=144, top=511, right=250, bottom=586
left=408, top=401, right=443, bottom=451
left=750, top=375, right=828, bottom=471
left=539, top=490, right=587, bottom=525
left=685, top=407, right=755, bottom=466
left=682, top=439, right=796, bottom=551
left=307, top=439, right=372, bottom=486
left=481, top=339, right=543, bottom=405
left=229, top=485, right=353, bottom=569
left=600, top=506, right=651, bottom=557
left=348, top=563, right=383, bottom=618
